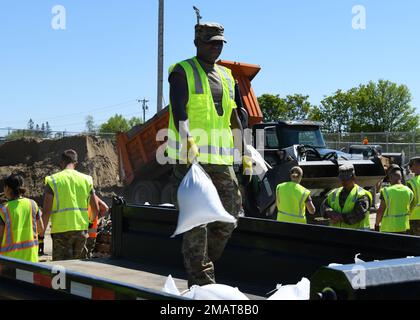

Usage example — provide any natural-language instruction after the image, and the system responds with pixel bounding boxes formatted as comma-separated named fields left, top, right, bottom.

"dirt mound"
left=0, top=135, right=123, bottom=205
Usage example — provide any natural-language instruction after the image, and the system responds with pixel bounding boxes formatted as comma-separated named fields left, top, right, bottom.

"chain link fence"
left=1, top=127, right=419, bottom=162
left=324, top=131, right=420, bottom=162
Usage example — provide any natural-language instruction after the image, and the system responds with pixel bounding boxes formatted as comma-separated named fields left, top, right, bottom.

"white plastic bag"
left=354, top=253, right=365, bottom=264
left=183, top=284, right=249, bottom=300
left=172, top=164, right=236, bottom=238
left=162, top=275, right=181, bottom=296
left=267, top=278, right=310, bottom=300
left=247, top=145, right=271, bottom=179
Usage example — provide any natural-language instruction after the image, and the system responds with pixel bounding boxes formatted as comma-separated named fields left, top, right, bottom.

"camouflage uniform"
left=52, top=230, right=89, bottom=261
left=407, top=221, right=420, bottom=236
left=171, top=164, right=242, bottom=287
left=86, top=237, right=96, bottom=259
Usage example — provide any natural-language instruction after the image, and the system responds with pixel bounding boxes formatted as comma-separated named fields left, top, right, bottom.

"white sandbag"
left=354, top=253, right=365, bottom=264
left=162, top=275, right=181, bottom=296
left=172, top=164, right=236, bottom=238
left=267, top=278, right=310, bottom=300
left=182, top=284, right=249, bottom=300
left=328, top=263, right=343, bottom=267
left=246, top=145, right=271, bottom=179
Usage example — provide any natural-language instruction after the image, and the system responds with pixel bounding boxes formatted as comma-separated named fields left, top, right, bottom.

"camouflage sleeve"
left=342, top=195, right=370, bottom=225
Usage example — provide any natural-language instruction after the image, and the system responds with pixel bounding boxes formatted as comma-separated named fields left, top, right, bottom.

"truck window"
left=279, top=126, right=326, bottom=149
left=265, top=127, right=279, bottom=149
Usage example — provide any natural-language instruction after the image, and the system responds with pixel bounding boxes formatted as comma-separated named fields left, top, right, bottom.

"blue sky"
left=0, top=0, right=419, bottom=134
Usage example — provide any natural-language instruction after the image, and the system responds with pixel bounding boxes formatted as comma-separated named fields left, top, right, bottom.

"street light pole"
left=157, top=0, right=164, bottom=112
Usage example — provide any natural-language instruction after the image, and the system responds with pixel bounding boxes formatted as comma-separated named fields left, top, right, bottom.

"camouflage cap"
left=195, top=22, right=227, bottom=43
left=338, top=164, right=355, bottom=180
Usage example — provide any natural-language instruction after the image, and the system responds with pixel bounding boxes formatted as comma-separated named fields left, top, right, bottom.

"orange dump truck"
left=116, top=60, right=263, bottom=205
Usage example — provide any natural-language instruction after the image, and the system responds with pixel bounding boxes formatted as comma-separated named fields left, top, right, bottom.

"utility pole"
left=157, top=0, right=164, bottom=112
left=138, top=99, right=149, bottom=123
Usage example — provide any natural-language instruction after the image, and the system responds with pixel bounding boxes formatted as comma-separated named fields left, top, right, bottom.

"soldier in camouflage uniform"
left=168, top=23, right=251, bottom=287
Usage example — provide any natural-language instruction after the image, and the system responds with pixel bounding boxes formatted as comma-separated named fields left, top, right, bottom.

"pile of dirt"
left=0, top=135, right=123, bottom=206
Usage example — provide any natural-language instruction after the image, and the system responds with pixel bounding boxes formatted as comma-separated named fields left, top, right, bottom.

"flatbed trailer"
left=1, top=198, right=420, bottom=300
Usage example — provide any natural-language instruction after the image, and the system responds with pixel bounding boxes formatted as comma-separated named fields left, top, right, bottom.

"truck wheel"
left=128, top=180, right=160, bottom=205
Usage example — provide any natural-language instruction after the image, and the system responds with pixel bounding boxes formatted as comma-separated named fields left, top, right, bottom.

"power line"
left=26, top=99, right=138, bottom=123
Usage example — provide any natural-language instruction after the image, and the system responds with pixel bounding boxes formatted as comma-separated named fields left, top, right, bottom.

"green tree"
left=5, top=130, right=28, bottom=141
left=27, top=119, right=34, bottom=130
left=128, top=117, right=143, bottom=128
left=310, top=90, right=357, bottom=133
left=351, top=80, right=419, bottom=132
left=85, top=115, right=96, bottom=133
left=45, top=122, right=52, bottom=138
left=99, top=114, right=130, bottom=134
left=283, top=94, right=315, bottom=120
left=311, top=80, right=419, bottom=133
left=258, top=94, right=315, bottom=122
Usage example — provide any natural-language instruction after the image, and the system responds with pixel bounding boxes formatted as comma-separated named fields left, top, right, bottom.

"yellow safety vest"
left=380, top=184, right=413, bottom=233
left=167, top=57, right=237, bottom=165
left=45, top=169, right=93, bottom=234
left=276, top=182, right=310, bottom=224
left=407, top=176, right=420, bottom=220
left=327, top=185, right=372, bottom=230
left=0, top=197, right=39, bottom=263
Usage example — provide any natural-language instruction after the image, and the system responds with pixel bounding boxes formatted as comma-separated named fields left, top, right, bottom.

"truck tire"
left=128, top=180, right=160, bottom=205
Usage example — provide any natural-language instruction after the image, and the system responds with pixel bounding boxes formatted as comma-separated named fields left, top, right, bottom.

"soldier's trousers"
left=86, top=237, right=97, bottom=259
left=52, top=230, right=89, bottom=261
left=407, top=220, right=420, bottom=236
left=171, top=164, right=242, bottom=288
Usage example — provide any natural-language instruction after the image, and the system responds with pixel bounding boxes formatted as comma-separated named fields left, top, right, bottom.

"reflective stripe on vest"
left=0, top=199, right=38, bottom=254
left=167, top=57, right=236, bottom=165
left=46, top=170, right=92, bottom=234
left=383, top=188, right=411, bottom=218
left=50, top=175, right=88, bottom=214
left=167, top=140, right=235, bottom=157
left=408, top=177, right=420, bottom=220
left=380, top=185, right=412, bottom=233
left=278, top=191, right=308, bottom=218
left=0, top=205, right=13, bottom=247
left=216, top=65, right=234, bottom=99
left=276, top=182, right=310, bottom=224
left=185, top=59, right=204, bottom=94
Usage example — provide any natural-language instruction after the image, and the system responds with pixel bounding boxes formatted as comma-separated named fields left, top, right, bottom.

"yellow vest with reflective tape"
left=167, top=57, right=237, bottom=165
left=0, top=197, right=39, bottom=263
left=276, top=182, right=310, bottom=224
left=45, top=169, right=93, bottom=234
left=407, top=176, right=420, bottom=220
left=327, top=185, right=372, bottom=230
left=380, top=184, right=413, bottom=233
